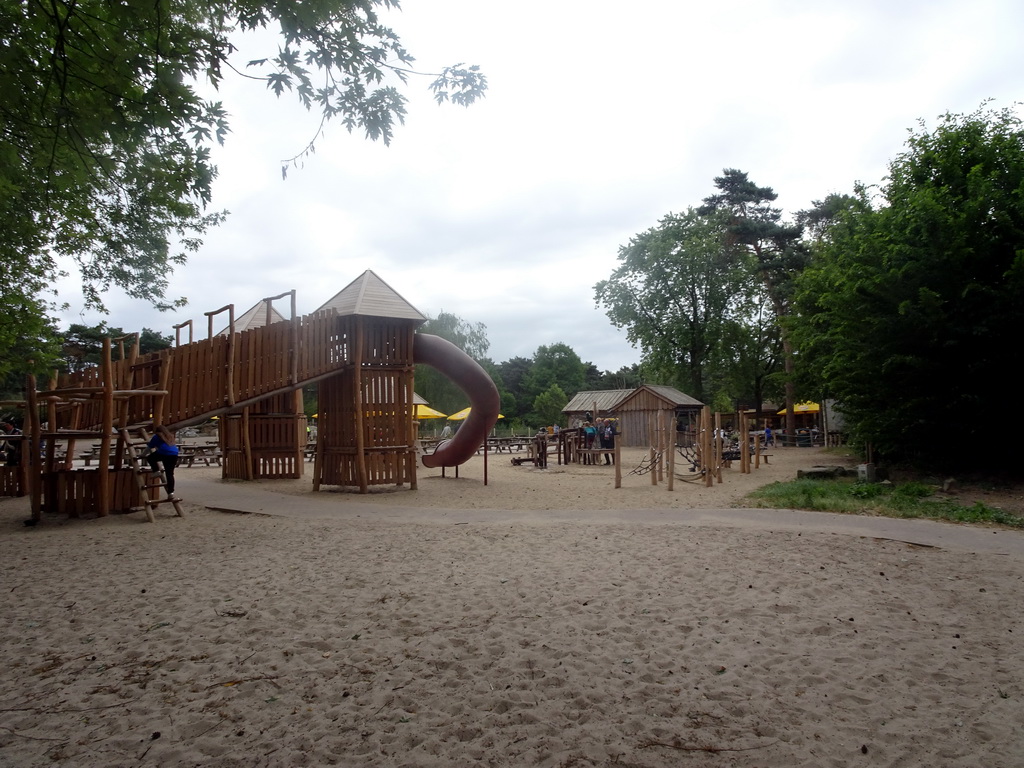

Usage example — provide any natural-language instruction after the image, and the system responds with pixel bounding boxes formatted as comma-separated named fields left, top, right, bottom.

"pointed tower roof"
left=315, top=270, right=426, bottom=322
left=217, top=299, right=287, bottom=335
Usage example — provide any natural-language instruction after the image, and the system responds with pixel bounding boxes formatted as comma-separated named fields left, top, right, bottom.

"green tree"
left=699, top=170, right=806, bottom=432
left=596, top=364, right=643, bottom=391
left=61, top=323, right=173, bottom=372
left=414, top=311, right=490, bottom=414
left=531, top=384, right=568, bottom=429
left=595, top=208, right=754, bottom=404
left=709, top=287, right=784, bottom=412
left=522, top=343, right=587, bottom=409
left=495, top=356, right=533, bottom=419
left=791, top=105, right=1024, bottom=471
left=0, top=295, right=62, bottom=389
left=2, top=1, right=485, bottom=360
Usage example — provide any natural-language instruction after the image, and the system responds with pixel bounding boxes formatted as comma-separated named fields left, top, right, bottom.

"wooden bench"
left=80, top=450, right=117, bottom=467
left=575, top=448, right=614, bottom=465
left=511, top=456, right=542, bottom=466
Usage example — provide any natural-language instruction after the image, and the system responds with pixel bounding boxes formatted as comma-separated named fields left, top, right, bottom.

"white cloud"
left=57, top=0, right=1024, bottom=374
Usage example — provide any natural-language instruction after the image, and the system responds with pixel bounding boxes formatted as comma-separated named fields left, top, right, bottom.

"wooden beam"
left=98, top=338, right=114, bottom=516
left=354, top=317, right=368, bottom=494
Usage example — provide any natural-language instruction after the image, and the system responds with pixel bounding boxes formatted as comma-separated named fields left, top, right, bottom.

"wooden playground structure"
left=0, top=272, right=460, bottom=523
left=505, top=405, right=770, bottom=492
left=632, top=406, right=771, bottom=490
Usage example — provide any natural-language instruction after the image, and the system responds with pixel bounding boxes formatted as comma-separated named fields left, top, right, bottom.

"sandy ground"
left=1, top=446, right=1023, bottom=767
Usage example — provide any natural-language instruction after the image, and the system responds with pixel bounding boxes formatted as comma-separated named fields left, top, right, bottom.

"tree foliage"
left=595, top=205, right=783, bottom=409
left=699, top=169, right=806, bottom=427
left=414, top=311, right=491, bottom=415
left=1, top=0, right=485, bottom=366
left=60, top=323, right=173, bottom=373
left=521, top=343, right=587, bottom=413
left=791, top=106, right=1024, bottom=471
left=531, top=384, right=568, bottom=429
left=595, top=364, right=643, bottom=391
left=0, top=294, right=62, bottom=385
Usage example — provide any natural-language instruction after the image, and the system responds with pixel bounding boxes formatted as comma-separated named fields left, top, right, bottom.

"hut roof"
left=562, top=389, right=634, bottom=414
left=217, top=299, right=287, bottom=336
left=316, top=270, right=426, bottom=322
left=616, top=384, right=704, bottom=409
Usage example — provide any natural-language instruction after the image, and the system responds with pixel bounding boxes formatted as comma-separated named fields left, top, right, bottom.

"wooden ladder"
left=119, top=427, right=184, bottom=522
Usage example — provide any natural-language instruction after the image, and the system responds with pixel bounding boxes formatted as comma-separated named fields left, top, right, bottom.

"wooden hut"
left=311, top=270, right=426, bottom=493
left=562, top=389, right=633, bottom=427
left=607, top=385, right=703, bottom=447
left=562, top=386, right=703, bottom=447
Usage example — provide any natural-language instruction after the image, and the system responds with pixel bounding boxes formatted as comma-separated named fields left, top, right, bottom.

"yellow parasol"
left=777, top=401, right=820, bottom=415
left=447, top=406, right=504, bottom=421
left=414, top=404, right=448, bottom=420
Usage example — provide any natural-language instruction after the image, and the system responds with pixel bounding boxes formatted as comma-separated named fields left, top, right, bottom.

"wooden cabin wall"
left=615, top=389, right=676, bottom=447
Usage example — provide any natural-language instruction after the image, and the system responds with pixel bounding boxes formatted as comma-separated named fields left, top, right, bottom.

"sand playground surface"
left=2, top=446, right=1023, bottom=767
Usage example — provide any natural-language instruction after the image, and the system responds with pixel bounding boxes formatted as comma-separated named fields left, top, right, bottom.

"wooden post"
left=98, top=337, right=114, bottom=516
left=263, top=290, right=298, bottom=387
left=714, top=412, right=723, bottom=484
left=27, top=375, right=41, bottom=521
left=45, top=381, right=64, bottom=471
left=173, top=319, right=193, bottom=347
left=226, top=306, right=236, bottom=406
left=614, top=439, right=621, bottom=488
left=312, top=382, right=323, bottom=492
left=241, top=407, right=254, bottom=481
left=666, top=409, right=675, bottom=491
left=702, top=406, right=713, bottom=488
left=155, top=350, right=171, bottom=428
left=294, top=389, right=306, bottom=479
left=354, top=317, right=368, bottom=493
left=204, top=304, right=235, bottom=406
left=740, top=411, right=750, bottom=474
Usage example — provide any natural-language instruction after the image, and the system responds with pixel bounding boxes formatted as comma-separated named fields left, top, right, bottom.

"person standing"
left=2, top=422, right=22, bottom=466
left=147, top=425, right=180, bottom=498
left=599, top=418, right=617, bottom=465
left=583, top=421, right=597, bottom=464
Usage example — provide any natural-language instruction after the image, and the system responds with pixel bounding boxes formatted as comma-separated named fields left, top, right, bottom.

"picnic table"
left=178, top=443, right=221, bottom=468
left=78, top=445, right=114, bottom=466
left=483, top=437, right=529, bottom=453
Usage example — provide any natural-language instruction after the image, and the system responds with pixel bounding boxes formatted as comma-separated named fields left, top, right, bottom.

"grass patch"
left=745, top=477, right=1024, bottom=528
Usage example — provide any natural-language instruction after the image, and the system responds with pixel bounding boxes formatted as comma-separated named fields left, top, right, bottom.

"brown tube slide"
left=413, top=333, right=501, bottom=468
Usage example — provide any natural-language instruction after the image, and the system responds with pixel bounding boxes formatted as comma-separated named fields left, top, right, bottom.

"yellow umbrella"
left=447, top=407, right=504, bottom=421
left=777, top=401, right=820, bottom=415
left=414, top=404, right=448, bottom=419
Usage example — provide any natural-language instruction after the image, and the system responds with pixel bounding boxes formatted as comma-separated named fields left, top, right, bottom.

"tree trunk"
left=782, top=333, right=796, bottom=439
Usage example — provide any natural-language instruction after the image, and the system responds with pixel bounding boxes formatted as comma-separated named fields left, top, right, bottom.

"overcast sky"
left=56, top=0, right=1024, bottom=372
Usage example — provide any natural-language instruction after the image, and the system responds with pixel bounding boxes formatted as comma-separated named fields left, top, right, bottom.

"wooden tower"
left=311, top=270, right=426, bottom=493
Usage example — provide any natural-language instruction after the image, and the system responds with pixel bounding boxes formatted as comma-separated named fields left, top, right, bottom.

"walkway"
left=187, top=472, right=1024, bottom=559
